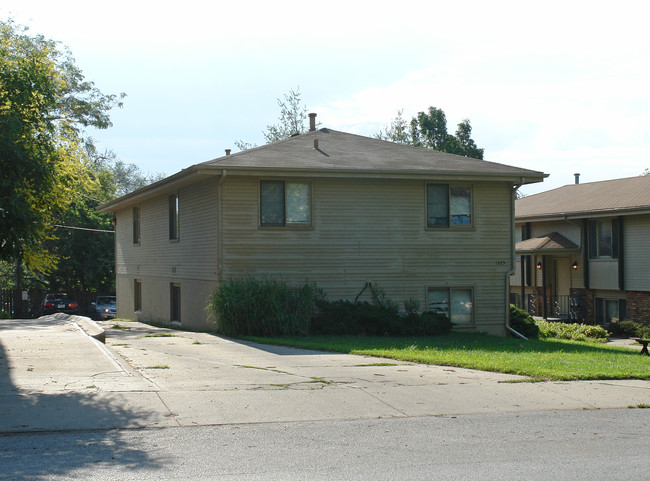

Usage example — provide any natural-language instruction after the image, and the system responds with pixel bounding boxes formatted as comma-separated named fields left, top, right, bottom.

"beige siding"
left=221, top=176, right=513, bottom=334
left=624, top=214, right=650, bottom=291
left=529, top=220, right=581, bottom=246
left=589, top=260, right=618, bottom=290
left=114, top=177, right=220, bottom=328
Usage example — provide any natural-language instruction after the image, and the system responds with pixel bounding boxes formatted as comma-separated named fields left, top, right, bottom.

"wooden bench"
left=632, top=338, right=649, bottom=356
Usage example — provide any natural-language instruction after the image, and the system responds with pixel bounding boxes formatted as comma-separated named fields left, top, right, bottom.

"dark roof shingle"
left=516, top=176, right=650, bottom=220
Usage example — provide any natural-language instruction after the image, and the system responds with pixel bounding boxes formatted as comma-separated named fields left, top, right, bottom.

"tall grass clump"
left=208, top=277, right=319, bottom=336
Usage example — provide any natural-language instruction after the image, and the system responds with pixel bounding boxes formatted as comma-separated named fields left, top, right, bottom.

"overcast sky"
left=3, top=0, right=649, bottom=195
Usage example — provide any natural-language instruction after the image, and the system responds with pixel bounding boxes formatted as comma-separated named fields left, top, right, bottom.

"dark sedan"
left=43, top=293, right=79, bottom=315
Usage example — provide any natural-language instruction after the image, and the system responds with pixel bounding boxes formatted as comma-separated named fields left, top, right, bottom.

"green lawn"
left=243, top=332, right=649, bottom=381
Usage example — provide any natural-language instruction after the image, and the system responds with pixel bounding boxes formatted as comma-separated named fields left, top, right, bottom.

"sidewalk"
left=1, top=316, right=648, bottom=433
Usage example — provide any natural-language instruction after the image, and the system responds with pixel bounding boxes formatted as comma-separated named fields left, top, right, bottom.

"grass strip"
left=243, top=332, right=649, bottom=381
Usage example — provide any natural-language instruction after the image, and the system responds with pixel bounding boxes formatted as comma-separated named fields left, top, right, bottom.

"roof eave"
left=516, top=206, right=650, bottom=223
left=97, top=166, right=220, bottom=212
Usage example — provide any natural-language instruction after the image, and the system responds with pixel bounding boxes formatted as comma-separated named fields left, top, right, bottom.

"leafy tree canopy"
left=377, top=106, right=485, bottom=159
left=0, top=19, right=124, bottom=273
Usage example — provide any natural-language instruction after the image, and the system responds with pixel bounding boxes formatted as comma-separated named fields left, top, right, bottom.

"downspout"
left=217, top=170, right=227, bottom=282
left=506, top=183, right=528, bottom=340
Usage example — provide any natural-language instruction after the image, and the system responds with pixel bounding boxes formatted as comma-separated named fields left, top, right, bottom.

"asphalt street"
left=1, top=409, right=648, bottom=480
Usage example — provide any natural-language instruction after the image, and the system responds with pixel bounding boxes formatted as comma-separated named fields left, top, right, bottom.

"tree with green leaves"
left=377, top=106, right=485, bottom=159
left=0, top=19, right=124, bottom=277
left=235, top=87, right=311, bottom=151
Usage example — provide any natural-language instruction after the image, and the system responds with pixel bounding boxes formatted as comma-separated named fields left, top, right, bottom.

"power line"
left=53, top=224, right=114, bottom=233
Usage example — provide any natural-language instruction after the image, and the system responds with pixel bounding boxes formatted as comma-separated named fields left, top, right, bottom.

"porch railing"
left=510, top=293, right=583, bottom=321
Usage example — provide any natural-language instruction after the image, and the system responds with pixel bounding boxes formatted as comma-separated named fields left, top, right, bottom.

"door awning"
left=515, top=232, right=580, bottom=255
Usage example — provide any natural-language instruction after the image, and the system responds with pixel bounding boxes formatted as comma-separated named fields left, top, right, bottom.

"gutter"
left=506, top=183, right=528, bottom=340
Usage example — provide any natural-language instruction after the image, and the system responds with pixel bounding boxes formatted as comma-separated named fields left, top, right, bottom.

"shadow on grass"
left=241, top=332, right=649, bottom=381
left=244, top=332, right=639, bottom=356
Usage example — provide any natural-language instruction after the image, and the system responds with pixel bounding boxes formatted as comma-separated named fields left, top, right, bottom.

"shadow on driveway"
left=0, top=320, right=169, bottom=478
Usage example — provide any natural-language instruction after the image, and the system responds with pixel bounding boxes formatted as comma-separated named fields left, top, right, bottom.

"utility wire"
left=53, top=224, right=114, bottom=233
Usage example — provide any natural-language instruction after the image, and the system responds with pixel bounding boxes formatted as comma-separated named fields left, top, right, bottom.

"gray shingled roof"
left=516, top=176, right=650, bottom=220
left=99, top=127, right=546, bottom=212
left=201, top=128, right=545, bottom=179
left=515, top=232, right=580, bottom=254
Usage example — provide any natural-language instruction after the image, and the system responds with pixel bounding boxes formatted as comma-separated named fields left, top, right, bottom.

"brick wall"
left=626, top=291, right=650, bottom=326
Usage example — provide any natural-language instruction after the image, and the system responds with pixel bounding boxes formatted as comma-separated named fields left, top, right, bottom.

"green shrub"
left=509, top=304, right=539, bottom=338
left=311, top=299, right=400, bottom=336
left=208, top=277, right=319, bottom=336
left=402, top=311, right=452, bottom=336
left=403, top=297, right=421, bottom=316
left=536, top=319, right=610, bottom=342
left=610, top=320, right=650, bottom=339
left=312, top=299, right=451, bottom=337
left=0, top=310, right=11, bottom=319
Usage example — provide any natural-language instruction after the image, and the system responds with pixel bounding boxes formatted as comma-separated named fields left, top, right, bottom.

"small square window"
left=588, top=219, right=619, bottom=259
left=427, top=184, right=472, bottom=228
left=260, top=180, right=311, bottom=227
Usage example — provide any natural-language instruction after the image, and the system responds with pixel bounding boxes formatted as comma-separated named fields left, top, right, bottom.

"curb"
left=71, top=315, right=106, bottom=343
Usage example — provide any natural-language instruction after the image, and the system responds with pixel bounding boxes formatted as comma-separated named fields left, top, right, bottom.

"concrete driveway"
left=1, top=316, right=649, bottom=433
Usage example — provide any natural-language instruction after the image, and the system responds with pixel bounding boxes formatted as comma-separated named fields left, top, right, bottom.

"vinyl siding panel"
left=114, top=177, right=220, bottom=328
left=221, top=176, right=513, bottom=334
left=624, top=214, right=650, bottom=291
left=529, top=221, right=581, bottom=246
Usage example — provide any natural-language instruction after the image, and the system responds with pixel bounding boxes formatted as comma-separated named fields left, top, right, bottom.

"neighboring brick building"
left=510, top=175, right=650, bottom=327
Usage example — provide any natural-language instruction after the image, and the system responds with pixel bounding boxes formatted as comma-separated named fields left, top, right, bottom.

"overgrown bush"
left=210, top=278, right=452, bottom=338
left=312, top=298, right=451, bottom=337
left=610, top=320, right=650, bottom=339
left=509, top=304, right=539, bottom=338
left=311, top=299, right=400, bottom=336
left=208, top=277, right=319, bottom=336
left=536, top=319, right=610, bottom=342
left=401, top=311, right=452, bottom=336
left=0, top=310, right=11, bottom=320
left=403, top=297, right=421, bottom=316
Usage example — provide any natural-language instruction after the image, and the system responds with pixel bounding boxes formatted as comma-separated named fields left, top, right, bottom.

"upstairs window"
left=427, top=184, right=472, bottom=228
left=133, top=206, right=140, bottom=244
left=169, top=194, right=179, bottom=240
left=260, top=180, right=311, bottom=227
left=588, top=219, right=619, bottom=259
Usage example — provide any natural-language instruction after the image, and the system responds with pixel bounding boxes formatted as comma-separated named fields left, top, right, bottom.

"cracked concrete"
left=1, top=316, right=649, bottom=433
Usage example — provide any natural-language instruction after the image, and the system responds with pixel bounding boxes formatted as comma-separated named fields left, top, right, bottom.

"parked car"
left=90, top=296, right=117, bottom=320
left=43, top=293, right=79, bottom=315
